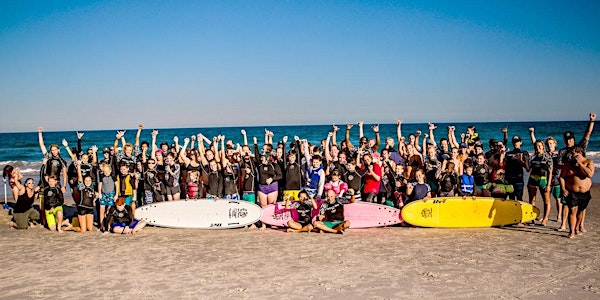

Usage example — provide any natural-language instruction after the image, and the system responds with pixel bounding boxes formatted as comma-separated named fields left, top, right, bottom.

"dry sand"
left=1, top=186, right=599, bottom=300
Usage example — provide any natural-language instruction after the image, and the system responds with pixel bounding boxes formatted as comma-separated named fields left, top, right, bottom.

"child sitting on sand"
left=103, top=197, right=146, bottom=235
left=285, top=190, right=318, bottom=233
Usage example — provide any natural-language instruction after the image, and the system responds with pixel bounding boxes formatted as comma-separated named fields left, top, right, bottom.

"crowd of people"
left=2, top=113, right=596, bottom=237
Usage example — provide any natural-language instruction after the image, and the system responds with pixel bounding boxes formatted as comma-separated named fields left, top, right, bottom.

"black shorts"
left=77, top=206, right=94, bottom=215
left=566, top=191, right=592, bottom=211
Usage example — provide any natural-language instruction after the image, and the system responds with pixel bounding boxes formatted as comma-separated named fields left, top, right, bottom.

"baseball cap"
left=563, top=131, right=575, bottom=140
left=512, top=136, right=522, bottom=143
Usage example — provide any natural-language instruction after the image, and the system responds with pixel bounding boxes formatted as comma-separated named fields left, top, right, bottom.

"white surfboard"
left=135, top=199, right=262, bottom=229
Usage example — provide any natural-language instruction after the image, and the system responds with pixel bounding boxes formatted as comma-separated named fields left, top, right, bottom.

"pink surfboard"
left=261, top=201, right=403, bottom=228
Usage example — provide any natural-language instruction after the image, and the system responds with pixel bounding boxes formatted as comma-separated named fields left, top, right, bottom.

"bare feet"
left=557, top=227, right=568, bottom=232
left=568, top=233, right=575, bottom=238
left=579, top=226, right=587, bottom=233
left=517, top=223, right=525, bottom=228
left=540, top=218, right=548, bottom=226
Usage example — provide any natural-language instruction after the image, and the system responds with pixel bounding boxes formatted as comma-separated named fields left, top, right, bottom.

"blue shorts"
left=124, top=195, right=134, bottom=206
left=100, top=192, right=115, bottom=207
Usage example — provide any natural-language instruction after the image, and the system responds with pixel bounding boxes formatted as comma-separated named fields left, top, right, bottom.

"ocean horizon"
left=1, top=120, right=598, bottom=188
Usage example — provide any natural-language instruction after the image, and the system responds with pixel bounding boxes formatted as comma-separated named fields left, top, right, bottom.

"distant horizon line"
left=1, top=119, right=587, bottom=134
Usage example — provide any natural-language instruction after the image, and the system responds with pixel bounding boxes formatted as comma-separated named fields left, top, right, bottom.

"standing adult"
left=560, top=147, right=594, bottom=238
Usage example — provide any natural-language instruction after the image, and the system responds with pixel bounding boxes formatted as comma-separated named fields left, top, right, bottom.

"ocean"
left=1, top=121, right=599, bottom=190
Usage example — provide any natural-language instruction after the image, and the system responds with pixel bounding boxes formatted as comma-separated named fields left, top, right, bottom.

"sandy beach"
left=1, top=186, right=599, bottom=300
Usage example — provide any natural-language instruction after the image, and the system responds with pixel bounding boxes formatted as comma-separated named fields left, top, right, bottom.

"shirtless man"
left=560, top=147, right=594, bottom=238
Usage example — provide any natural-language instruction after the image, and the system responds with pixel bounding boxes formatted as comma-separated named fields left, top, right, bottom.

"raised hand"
left=396, top=120, right=402, bottom=126
left=346, top=124, right=353, bottom=130
left=357, top=121, right=364, bottom=127
left=372, top=124, right=379, bottom=133
left=184, top=138, right=190, bottom=144
left=76, top=132, right=84, bottom=139
left=529, top=127, right=535, bottom=133
left=151, top=130, right=159, bottom=137
left=416, top=130, right=422, bottom=136
left=282, top=136, right=288, bottom=143
left=241, top=129, right=246, bottom=135
left=253, top=137, right=258, bottom=144
left=38, top=127, right=44, bottom=133
left=590, top=113, right=596, bottom=121
left=428, top=122, right=436, bottom=130
left=173, top=136, right=179, bottom=143
left=332, top=125, right=339, bottom=132
left=62, top=139, right=69, bottom=147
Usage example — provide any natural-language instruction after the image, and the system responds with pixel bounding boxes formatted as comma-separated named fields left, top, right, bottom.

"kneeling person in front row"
left=313, top=189, right=350, bottom=234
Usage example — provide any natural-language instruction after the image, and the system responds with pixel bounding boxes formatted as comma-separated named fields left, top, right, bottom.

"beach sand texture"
left=1, top=186, right=599, bottom=300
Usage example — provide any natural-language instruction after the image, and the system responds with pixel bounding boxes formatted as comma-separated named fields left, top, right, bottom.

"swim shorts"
left=77, top=206, right=94, bottom=215
left=565, top=191, right=591, bottom=211
left=224, top=193, right=240, bottom=200
left=551, top=185, right=561, bottom=200
left=242, top=192, right=256, bottom=203
left=258, top=182, right=278, bottom=195
left=322, top=220, right=343, bottom=229
left=45, top=206, right=64, bottom=227
left=100, top=191, right=115, bottom=207
left=528, top=175, right=548, bottom=189
left=124, top=195, right=134, bottom=206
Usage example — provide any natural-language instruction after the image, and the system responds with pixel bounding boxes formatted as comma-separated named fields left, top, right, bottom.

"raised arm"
left=529, top=127, right=537, bottom=145
left=150, top=130, right=158, bottom=160
left=501, top=127, right=508, bottom=147
left=331, top=125, right=339, bottom=147
left=76, top=131, right=83, bottom=154
left=134, top=124, right=143, bottom=147
left=372, top=125, right=381, bottom=151
left=448, top=126, right=459, bottom=149
left=428, top=123, right=437, bottom=147
left=422, top=133, right=429, bottom=157
left=179, top=138, right=191, bottom=166
left=38, top=127, right=47, bottom=155
left=345, top=124, right=354, bottom=149
left=324, top=132, right=333, bottom=163
left=583, top=113, right=596, bottom=141
left=241, top=129, right=248, bottom=146
left=91, top=145, right=98, bottom=165
left=62, top=139, right=76, bottom=161
left=358, top=121, right=364, bottom=139
left=414, top=130, right=422, bottom=152
left=396, top=120, right=403, bottom=151
left=197, top=134, right=209, bottom=166
left=113, top=131, right=125, bottom=151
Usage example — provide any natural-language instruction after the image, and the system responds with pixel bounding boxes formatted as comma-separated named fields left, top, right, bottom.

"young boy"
left=304, top=153, right=325, bottom=199
left=103, top=197, right=146, bottom=235
left=458, top=165, right=476, bottom=199
left=98, top=162, right=117, bottom=231
left=116, top=163, right=137, bottom=214
left=43, top=175, right=64, bottom=233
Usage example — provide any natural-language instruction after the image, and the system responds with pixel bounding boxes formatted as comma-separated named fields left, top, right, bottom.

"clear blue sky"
left=1, top=0, right=599, bottom=132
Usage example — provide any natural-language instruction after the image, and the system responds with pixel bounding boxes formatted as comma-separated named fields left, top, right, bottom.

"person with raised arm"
left=557, top=112, right=595, bottom=233
left=254, top=136, right=282, bottom=207
left=9, top=177, right=41, bottom=230
left=527, top=139, right=553, bottom=226
left=560, top=146, right=594, bottom=238
left=38, top=127, right=68, bottom=194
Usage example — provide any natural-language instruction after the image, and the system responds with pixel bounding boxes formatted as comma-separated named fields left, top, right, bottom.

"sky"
left=1, top=0, right=599, bottom=132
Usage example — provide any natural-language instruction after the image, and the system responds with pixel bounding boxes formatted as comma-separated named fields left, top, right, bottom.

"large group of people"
left=2, top=113, right=596, bottom=237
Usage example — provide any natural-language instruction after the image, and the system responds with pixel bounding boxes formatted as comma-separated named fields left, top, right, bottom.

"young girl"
left=72, top=161, right=96, bottom=233
left=324, top=171, right=348, bottom=199
left=186, top=170, right=201, bottom=199
left=405, top=169, right=431, bottom=205
left=164, top=153, right=181, bottom=201
left=285, top=190, right=317, bottom=233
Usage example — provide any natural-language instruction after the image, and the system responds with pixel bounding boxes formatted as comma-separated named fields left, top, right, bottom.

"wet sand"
left=1, top=185, right=599, bottom=299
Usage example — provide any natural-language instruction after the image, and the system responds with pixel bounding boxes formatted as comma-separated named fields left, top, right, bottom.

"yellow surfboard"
left=401, top=197, right=540, bottom=228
